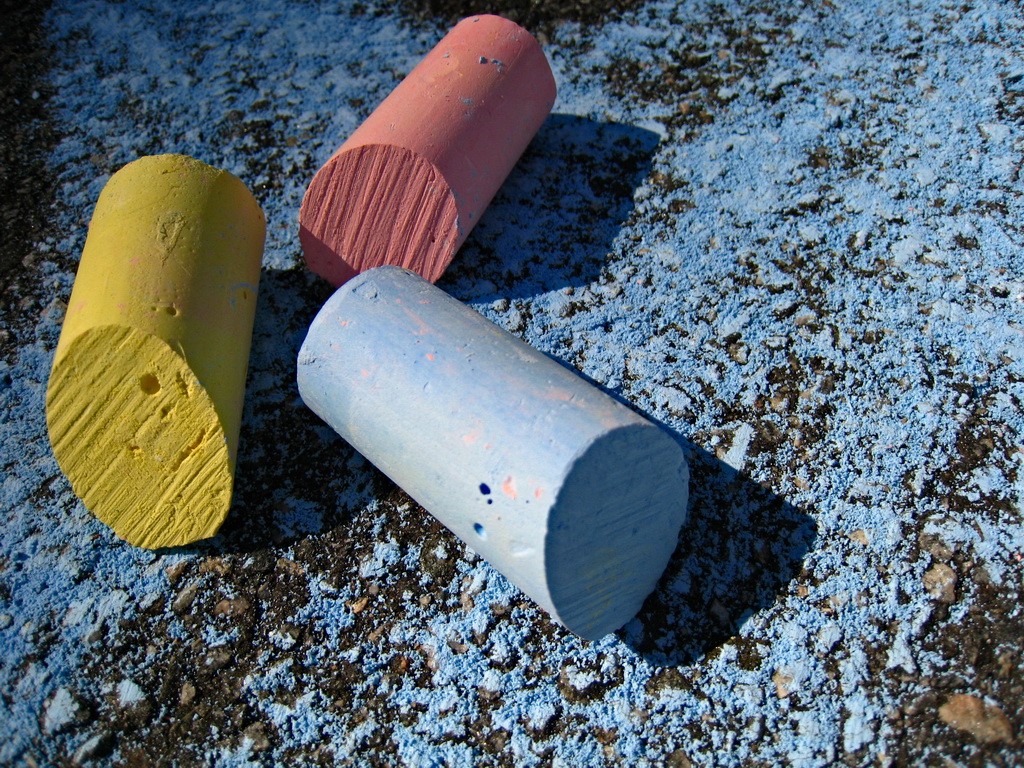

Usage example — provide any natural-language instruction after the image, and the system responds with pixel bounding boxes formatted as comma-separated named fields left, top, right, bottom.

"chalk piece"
left=297, top=267, right=688, bottom=639
left=299, top=14, right=557, bottom=286
left=46, top=155, right=266, bottom=549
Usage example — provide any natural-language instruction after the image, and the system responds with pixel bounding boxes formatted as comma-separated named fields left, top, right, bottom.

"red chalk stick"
left=299, top=15, right=557, bottom=286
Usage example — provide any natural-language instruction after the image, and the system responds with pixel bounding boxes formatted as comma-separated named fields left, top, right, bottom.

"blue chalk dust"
left=0, top=0, right=1021, bottom=765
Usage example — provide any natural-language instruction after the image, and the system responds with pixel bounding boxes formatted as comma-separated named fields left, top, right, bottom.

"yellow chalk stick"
left=46, top=154, right=266, bottom=549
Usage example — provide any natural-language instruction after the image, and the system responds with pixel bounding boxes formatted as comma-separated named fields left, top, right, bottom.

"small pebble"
left=243, top=722, right=270, bottom=751
left=72, top=732, right=114, bottom=765
left=772, top=669, right=795, bottom=699
left=923, top=563, right=957, bottom=603
left=213, top=596, right=251, bottom=617
left=848, top=529, right=870, bottom=546
left=938, top=694, right=1014, bottom=744
left=172, top=581, right=201, bottom=614
left=349, top=596, right=369, bottom=614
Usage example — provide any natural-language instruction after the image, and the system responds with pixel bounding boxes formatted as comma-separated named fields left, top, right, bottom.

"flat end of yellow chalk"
left=46, top=325, right=233, bottom=549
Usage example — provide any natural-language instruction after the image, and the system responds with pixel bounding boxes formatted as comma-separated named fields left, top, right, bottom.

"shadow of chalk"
left=618, top=436, right=817, bottom=667
left=189, top=266, right=380, bottom=555
left=539, top=356, right=817, bottom=665
left=440, top=113, right=662, bottom=300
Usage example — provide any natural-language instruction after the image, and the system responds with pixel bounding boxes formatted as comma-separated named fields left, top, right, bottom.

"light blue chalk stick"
left=297, top=266, right=689, bottom=639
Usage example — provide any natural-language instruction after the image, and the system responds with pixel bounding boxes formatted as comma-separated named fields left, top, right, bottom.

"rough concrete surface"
left=1, top=0, right=1022, bottom=765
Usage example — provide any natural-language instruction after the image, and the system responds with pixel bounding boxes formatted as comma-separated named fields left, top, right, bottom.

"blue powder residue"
left=1, top=0, right=1021, bottom=764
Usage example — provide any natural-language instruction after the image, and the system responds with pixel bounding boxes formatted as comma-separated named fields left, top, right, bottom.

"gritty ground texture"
left=1, top=0, right=1022, bottom=765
